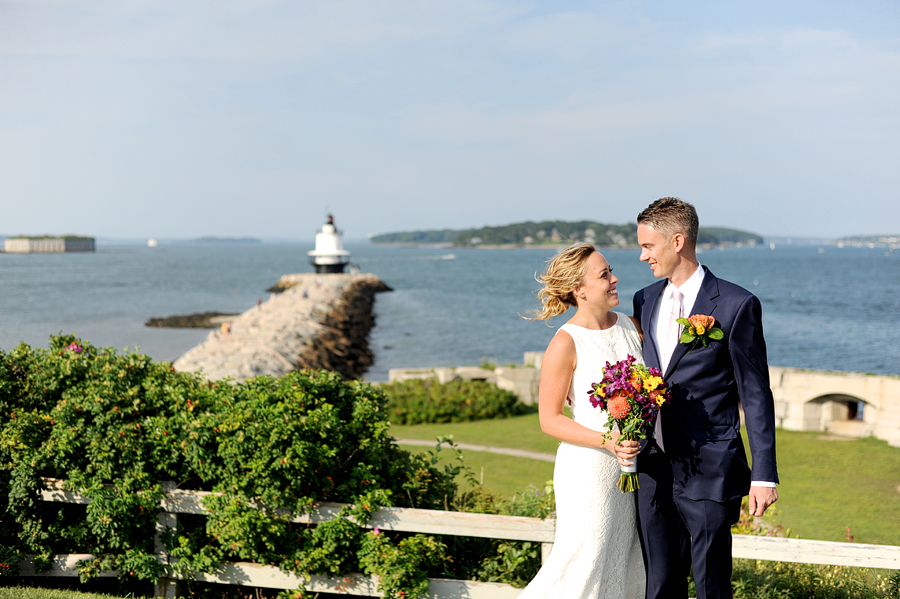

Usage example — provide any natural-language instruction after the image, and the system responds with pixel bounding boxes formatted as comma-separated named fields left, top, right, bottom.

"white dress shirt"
left=650, top=265, right=705, bottom=370
left=649, top=264, right=775, bottom=488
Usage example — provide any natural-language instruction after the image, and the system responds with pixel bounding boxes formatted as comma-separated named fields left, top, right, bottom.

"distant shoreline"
left=369, top=241, right=760, bottom=251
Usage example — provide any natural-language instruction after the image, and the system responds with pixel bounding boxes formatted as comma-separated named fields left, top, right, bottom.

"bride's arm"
left=629, top=315, right=644, bottom=341
left=537, top=330, right=629, bottom=457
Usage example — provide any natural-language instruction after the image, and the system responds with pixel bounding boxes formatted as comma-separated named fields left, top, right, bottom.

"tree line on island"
left=370, top=220, right=763, bottom=248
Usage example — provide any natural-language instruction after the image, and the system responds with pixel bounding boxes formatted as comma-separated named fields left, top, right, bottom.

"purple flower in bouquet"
left=588, top=354, right=672, bottom=492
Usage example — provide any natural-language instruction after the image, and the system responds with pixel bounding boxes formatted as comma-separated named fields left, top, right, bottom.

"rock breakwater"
left=173, top=273, right=391, bottom=381
left=145, top=311, right=240, bottom=328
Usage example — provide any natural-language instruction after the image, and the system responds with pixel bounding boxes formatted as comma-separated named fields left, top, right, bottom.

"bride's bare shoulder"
left=544, top=326, right=577, bottom=369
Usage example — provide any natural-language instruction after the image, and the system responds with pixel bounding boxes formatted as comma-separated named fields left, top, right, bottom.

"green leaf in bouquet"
left=680, top=331, right=696, bottom=344
left=709, top=328, right=725, bottom=340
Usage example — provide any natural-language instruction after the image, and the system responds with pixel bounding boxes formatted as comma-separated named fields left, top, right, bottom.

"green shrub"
left=731, top=560, right=896, bottom=599
left=0, top=336, right=468, bottom=597
left=380, top=378, right=528, bottom=425
left=0, top=336, right=549, bottom=599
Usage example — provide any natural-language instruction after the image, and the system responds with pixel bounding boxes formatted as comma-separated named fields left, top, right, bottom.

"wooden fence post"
left=154, top=481, right=179, bottom=599
left=541, top=542, right=553, bottom=564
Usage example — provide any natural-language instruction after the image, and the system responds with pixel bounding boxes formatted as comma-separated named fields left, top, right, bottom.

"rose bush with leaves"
left=0, top=335, right=547, bottom=598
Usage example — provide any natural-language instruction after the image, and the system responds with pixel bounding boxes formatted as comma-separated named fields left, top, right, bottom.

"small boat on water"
left=147, top=238, right=158, bottom=248
left=308, top=214, right=351, bottom=273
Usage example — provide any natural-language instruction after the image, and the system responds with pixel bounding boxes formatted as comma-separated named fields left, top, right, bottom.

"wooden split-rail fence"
left=16, top=478, right=900, bottom=598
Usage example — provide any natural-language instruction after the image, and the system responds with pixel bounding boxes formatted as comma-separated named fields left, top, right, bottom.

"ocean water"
left=1, top=242, right=898, bottom=381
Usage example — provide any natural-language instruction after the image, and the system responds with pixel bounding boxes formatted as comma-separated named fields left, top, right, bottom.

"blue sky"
left=2, top=1, right=898, bottom=240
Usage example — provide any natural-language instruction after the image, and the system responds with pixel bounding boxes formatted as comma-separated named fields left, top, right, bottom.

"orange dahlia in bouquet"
left=589, top=354, right=672, bottom=492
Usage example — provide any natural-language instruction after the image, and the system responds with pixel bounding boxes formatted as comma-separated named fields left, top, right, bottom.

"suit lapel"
left=642, top=280, right=667, bottom=369
left=665, top=266, right=720, bottom=377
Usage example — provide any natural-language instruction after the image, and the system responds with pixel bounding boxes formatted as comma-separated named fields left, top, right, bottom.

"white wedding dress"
left=517, top=313, right=645, bottom=599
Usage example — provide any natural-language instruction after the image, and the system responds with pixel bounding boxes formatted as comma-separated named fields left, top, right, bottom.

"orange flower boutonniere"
left=677, top=314, right=724, bottom=347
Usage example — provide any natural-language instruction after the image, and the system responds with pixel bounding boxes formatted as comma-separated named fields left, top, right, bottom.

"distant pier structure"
left=4, top=236, right=95, bottom=253
left=308, top=214, right=350, bottom=273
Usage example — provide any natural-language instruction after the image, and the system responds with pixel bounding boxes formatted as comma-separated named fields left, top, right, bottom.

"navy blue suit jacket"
left=633, top=267, right=779, bottom=502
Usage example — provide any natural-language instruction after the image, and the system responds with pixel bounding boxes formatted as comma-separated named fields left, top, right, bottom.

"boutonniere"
left=677, top=314, right=724, bottom=347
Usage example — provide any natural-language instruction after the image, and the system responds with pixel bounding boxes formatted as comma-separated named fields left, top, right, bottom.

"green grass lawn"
left=392, top=418, right=900, bottom=546
left=755, top=430, right=900, bottom=545
left=392, top=412, right=559, bottom=498
left=426, top=446, right=556, bottom=499
left=392, top=412, right=557, bottom=453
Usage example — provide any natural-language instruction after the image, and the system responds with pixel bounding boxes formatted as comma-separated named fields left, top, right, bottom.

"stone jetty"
left=173, top=273, right=391, bottom=381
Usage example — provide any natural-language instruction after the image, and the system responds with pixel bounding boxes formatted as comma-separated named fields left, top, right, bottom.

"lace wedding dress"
left=517, top=313, right=645, bottom=599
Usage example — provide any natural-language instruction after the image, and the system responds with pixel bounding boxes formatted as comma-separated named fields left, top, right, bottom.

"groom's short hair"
left=638, top=197, right=699, bottom=249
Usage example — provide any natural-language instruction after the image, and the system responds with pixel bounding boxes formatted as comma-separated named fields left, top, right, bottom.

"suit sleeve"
left=729, top=294, right=779, bottom=484
left=633, top=290, right=643, bottom=323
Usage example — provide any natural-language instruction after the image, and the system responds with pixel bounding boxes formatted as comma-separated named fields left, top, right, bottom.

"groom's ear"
left=671, top=233, right=687, bottom=253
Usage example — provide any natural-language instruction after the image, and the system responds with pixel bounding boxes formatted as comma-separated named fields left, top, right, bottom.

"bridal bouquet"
left=588, top=354, right=671, bottom=492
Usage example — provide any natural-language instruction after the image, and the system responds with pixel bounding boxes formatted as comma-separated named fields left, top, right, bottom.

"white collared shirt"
left=650, top=264, right=705, bottom=370
left=649, top=264, right=776, bottom=488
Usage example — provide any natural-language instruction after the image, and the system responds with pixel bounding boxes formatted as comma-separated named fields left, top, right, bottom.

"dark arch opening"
left=809, top=394, right=868, bottom=421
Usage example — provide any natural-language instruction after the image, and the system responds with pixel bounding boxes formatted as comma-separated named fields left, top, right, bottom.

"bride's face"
left=574, top=252, right=619, bottom=309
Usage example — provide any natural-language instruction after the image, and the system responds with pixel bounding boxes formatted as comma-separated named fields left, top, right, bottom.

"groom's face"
left=637, top=223, right=678, bottom=280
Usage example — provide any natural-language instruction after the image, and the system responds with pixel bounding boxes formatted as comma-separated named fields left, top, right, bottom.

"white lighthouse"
left=308, top=214, right=351, bottom=273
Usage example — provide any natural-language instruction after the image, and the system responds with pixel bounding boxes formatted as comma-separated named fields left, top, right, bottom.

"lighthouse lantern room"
left=308, top=214, right=351, bottom=273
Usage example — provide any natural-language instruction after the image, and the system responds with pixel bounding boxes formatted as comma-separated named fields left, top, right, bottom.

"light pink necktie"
left=661, top=288, right=683, bottom=373
left=668, top=288, right=684, bottom=361
left=656, top=288, right=683, bottom=451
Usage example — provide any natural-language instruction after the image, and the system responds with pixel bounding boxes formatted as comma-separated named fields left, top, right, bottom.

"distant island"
left=3, top=235, right=95, bottom=253
left=835, top=234, right=900, bottom=248
left=370, top=220, right=763, bottom=248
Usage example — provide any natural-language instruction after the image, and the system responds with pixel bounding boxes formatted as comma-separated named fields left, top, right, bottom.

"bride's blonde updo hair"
left=526, top=242, right=597, bottom=322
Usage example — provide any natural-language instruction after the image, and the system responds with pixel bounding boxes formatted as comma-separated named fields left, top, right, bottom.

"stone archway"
left=805, top=394, right=874, bottom=437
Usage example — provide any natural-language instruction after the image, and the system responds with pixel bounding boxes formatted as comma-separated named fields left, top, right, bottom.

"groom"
left=632, top=198, right=779, bottom=599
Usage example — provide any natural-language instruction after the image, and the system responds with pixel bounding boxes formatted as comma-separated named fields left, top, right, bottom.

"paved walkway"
left=395, top=439, right=556, bottom=463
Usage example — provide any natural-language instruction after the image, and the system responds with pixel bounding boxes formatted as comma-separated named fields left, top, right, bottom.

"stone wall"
left=388, top=357, right=900, bottom=447
left=770, top=366, right=900, bottom=447
left=173, top=273, right=391, bottom=381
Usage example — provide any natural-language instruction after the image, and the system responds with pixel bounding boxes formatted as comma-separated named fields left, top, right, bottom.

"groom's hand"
left=748, top=486, right=778, bottom=517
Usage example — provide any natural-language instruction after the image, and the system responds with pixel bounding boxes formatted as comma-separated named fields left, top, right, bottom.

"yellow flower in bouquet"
left=644, top=375, right=664, bottom=392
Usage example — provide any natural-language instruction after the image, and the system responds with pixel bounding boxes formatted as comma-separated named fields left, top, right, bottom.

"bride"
left=520, top=243, right=645, bottom=599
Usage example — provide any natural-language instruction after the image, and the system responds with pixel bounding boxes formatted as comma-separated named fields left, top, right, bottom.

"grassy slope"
left=762, top=431, right=900, bottom=545
left=392, top=412, right=557, bottom=453
left=427, top=447, right=556, bottom=499
left=391, top=416, right=900, bottom=546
